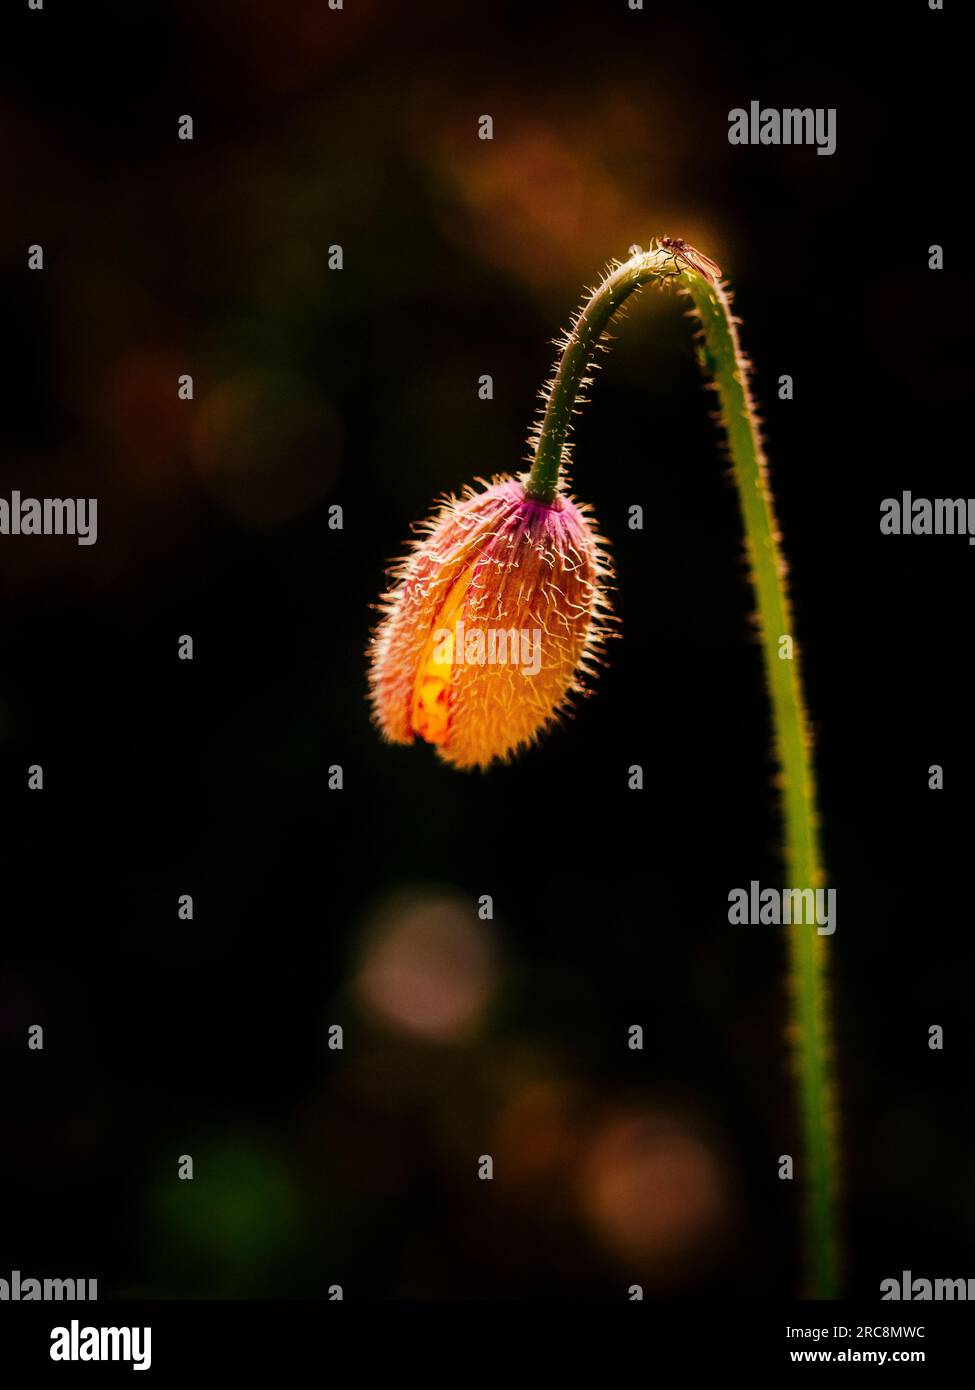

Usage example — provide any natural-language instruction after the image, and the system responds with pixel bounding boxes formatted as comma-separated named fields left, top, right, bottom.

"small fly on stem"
left=659, top=236, right=723, bottom=285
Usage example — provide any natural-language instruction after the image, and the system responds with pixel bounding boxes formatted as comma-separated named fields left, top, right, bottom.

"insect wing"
left=681, top=245, right=723, bottom=283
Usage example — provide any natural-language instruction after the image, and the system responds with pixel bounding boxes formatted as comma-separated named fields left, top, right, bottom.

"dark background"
left=1, top=0, right=970, bottom=1299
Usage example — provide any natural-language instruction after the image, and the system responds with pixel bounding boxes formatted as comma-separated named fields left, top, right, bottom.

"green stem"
left=527, top=246, right=839, bottom=1297
left=525, top=252, right=672, bottom=504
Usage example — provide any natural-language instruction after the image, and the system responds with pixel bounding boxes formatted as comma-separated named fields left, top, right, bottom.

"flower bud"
left=368, top=476, right=612, bottom=769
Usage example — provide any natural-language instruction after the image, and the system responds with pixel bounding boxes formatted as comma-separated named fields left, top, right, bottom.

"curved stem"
left=525, top=249, right=675, bottom=503
left=529, top=247, right=839, bottom=1297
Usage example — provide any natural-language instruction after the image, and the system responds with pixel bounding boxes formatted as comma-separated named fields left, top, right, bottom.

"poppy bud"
left=368, top=476, right=612, bottom=769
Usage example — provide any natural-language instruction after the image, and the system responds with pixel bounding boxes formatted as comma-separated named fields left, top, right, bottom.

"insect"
left=659, top=236, right=723, bottom=285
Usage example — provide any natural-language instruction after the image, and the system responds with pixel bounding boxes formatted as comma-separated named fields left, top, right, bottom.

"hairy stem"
left=527, top=246, right=839, bottom=1297
left=525, top=250, right=675, bottom=504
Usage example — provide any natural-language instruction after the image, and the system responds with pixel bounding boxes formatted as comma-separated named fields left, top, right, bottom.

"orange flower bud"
left=368, top=476, right=612, bottom=769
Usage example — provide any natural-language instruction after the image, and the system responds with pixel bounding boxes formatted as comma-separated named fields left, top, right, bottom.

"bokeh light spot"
left=577, top=1111, right=728, bottom=1273
left=355, top=887, right=498, bottom=1042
